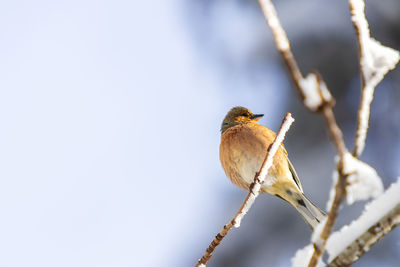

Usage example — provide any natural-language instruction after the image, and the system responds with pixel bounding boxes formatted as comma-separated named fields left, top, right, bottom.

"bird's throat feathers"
left=221, top=120, right=242, bottom=134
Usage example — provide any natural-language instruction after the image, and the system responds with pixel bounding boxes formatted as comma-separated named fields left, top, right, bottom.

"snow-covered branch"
left=257, top=1, right=351, bottom=266
left=294, top=179, right=400, bottom=267
left=327, top=179, right=400, bottom=266
left=318, top=3, right=400, bottom=264
left=196, top=0, right=399, bottom=266
left=350, top=0, right=400, bottom=157
left=257, top=0, right=334, bottom=113
left=342, top=152, right=383, bottom=205
left=195, top=113, right=294, bottom=267
left=257, top=0, right=344, bottom=154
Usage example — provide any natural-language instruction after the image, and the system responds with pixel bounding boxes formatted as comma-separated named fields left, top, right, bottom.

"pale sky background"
left=1, top=1, right=399, bottom=267
left=0, top=0, right=287, bottom=266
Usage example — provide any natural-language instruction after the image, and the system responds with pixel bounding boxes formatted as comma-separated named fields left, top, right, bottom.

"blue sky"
left=0, top=1, right=226, bottom=266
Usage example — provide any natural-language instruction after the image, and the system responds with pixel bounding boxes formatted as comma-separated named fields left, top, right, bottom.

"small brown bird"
left=219, top=106, right=325, bottom=229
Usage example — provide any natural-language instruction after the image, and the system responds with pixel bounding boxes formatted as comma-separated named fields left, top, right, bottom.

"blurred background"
left=0, top=0, right=399, bottom=266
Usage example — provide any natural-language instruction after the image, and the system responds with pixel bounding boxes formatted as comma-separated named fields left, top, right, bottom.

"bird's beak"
left=250, top=114, right=264, bottom=121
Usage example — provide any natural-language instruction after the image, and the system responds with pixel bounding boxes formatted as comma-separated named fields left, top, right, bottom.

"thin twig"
left=350, top=0, right=400, bottom=157
left=257, top=1, right=349, bottom=265
left=319, top=1, right=400, bottom=266
left=195, top=113, right=295, bottom=267
left=308, top=167, right=347, bottom=267
left=257, top=0, right=304, bottom=100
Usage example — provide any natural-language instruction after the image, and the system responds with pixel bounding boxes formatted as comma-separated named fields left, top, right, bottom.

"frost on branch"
left=311, top=217, right=328, bottom=250
left=350, top=0, right=400, bottom=157
left=325, top=153, right=383, bottom=209
left=299, top=73, right=332, bottom=111
left=359, top=38, right=400, bottom=82
left=291, top=244, right=324, bottom=267
left=326, top=178, right=400, bottom=261
left=350, top=0, right=400, bottom=82
left=342, top=152, right=383, bottom=205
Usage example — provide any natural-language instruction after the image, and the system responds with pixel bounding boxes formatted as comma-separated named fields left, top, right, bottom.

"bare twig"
left=257, top=1, right=349, bottom=265
left=350, top=0, right=400, bottom=157
left=195, top=113, right=295, bottom=267
left=257, top=0, right=303, bottom=99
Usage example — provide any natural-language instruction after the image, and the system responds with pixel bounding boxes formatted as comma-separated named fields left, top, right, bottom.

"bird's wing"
left=286, top=156, right=303, bottom=192
left=280, top=144, right=303, bottom=192
left=279, top=144, right=303, bottom=192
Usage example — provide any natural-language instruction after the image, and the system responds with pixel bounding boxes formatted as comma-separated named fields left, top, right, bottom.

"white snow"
left=326, top=178, right=400, bottom=261
left=311, top=217, right=327, bottom=249
left=350, top=0, right=399, bottom=82
left=326, top=169, right=338, bottom=211
left=342, top=152, right=383, bottom=205
left=350, top=0, right=400, bottom=156
left=234, top=193, right=257, bottom=228
left=299, top=73, right=332, bottom=111
left=355, top=40, right=399, bottom=156
left=234, top=113, right=295, bottom=228
left=291, top=244, right=324, bottom=267
left=326, top=153, right=383, bottom=209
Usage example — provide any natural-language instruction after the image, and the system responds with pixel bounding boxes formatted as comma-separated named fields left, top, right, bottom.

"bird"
left=219, top=106, right=326, bottom=230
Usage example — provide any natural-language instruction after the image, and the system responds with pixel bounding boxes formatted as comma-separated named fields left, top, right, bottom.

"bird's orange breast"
left=219, top=122, right=290, bottom=192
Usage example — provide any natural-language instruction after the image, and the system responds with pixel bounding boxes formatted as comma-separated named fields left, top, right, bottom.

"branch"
left=321, top=1, right=400, bottom=265
left=326, top=179, right=400, bottom=266
left=257, top=0, right=345, bottom=154
left=350, top=0, right=400, bottom=157
left=257, top=1, right=349, bottom=265
left=195, top=113, right=295, bottom=267
left=328, top=204, right=400, bottom=267
left=257, top=0, right=334, bottom=113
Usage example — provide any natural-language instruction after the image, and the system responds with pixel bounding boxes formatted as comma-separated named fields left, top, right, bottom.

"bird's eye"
left=241, top=113, right=248, bottom=117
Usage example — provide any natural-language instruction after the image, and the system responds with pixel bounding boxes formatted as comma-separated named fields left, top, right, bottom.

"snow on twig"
left=300, top=73, right=333, bottom=112
left=350, top=0, right=400, bottom=157
left=257, top=1, right=349, bottom=266
left=326, top=178, right=400, bottom=264
left=312, top=153, right=383, bottom=265
left=298, top=178, right=399, bottom=267
left=291, top=244, right=324, bottom=267
left=327, top=153, right=383, bottom=208
left=257, top=1, right=398, bottom=266
left=258, top=0, right=334, bottom=112
left=350, top=0, right=399, bottom=82
left=195, top=113, right=295, bottom=267
left=342, top=152, right=383, bottom=205
left=258, top=0, right=323, bottom=111
left=311, top=217, right=328, bottom=250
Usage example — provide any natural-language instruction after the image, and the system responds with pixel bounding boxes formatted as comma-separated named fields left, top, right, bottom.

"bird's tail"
left=269, top=182, right=327, bottom=230
left=294, top=193, right=326, bottom=230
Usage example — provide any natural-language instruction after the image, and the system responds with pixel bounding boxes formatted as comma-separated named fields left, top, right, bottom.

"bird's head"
left=221, top=106, right=264, bottom=133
